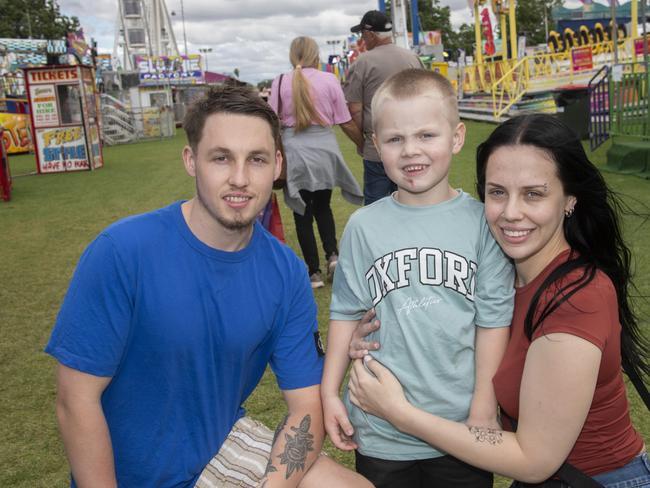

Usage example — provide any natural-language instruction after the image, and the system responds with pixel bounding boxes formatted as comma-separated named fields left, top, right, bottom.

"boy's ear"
left=372, top=132, right=380, bottom=156
left=182, top=146, right=196, bottom=177
left=451, top=122, right=466, bottom=155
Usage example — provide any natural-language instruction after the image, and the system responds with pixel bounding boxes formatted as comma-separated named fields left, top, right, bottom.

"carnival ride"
left=376, top=0, right=649, bottom=176
left=459, top=0, right=649, bottom=126
left=457, top=0, right=650, bottom=177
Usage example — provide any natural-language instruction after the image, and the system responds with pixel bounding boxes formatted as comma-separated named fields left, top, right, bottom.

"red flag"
left=481, top=8, right=496, bottom=56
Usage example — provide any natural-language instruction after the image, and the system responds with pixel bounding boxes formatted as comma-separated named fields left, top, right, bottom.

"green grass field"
left=1, top=123, right=647, bottom=487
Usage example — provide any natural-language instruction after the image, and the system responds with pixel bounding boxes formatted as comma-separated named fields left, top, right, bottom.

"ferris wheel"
left=113, top=0, right=180, bottom=71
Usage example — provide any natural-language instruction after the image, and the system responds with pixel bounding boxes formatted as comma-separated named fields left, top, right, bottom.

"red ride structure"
left=0, top=128, right=12, bottom=201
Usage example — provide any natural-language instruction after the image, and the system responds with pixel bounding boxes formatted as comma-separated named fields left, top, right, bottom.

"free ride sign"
left=35, top=126, right=89, bottom=173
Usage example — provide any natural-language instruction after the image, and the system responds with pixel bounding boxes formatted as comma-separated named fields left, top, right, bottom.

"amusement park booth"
left=24, top=65, right=103, bottom=174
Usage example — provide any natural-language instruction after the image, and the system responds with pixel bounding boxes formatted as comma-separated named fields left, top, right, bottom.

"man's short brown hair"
left=183, top=85, right=281, bottom=152
left=371, top=69, right=459, bottom=129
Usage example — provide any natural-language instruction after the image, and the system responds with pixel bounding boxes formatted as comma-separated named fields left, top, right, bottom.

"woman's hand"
left=348, top=356, right=409, bottom=423
left=349, top=309, right=381, bottom=359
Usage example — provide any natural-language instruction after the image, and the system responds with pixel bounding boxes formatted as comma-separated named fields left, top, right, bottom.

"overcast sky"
left=56, top=0, right=582, bottom=84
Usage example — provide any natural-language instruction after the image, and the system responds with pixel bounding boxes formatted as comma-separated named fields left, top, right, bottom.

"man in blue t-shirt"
left=45, top=86, right=370, bottom=488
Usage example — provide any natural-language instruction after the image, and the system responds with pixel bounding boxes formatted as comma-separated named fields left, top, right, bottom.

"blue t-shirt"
left=45, top=201, right=324, bottom=488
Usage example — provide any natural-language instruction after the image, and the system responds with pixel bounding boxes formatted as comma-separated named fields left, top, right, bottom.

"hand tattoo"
left=278, top=415, right=314, bottom=479
left=468, top=425, right=503, bottom=445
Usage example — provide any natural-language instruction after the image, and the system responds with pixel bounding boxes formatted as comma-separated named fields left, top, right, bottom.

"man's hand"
left=322, top=395, right=357, bottom=451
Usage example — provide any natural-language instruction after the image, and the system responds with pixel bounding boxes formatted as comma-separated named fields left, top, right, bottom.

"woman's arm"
left=349, top=333, right=601, bottom=482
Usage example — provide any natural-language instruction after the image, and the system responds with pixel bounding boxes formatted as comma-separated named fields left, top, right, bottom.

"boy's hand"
left=349, top=309, right=381, bottom=359
left=322, top=395, right=357, bottom=451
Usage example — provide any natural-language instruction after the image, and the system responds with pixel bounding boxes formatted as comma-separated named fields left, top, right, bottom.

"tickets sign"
left=27, top=67, right=79, bottom=84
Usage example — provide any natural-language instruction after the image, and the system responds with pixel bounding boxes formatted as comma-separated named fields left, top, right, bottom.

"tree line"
left=0, top=0, right=80, bottom=40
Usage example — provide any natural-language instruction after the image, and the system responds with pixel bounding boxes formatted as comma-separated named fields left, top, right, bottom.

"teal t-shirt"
left=331, top=191, right=514, bottom=460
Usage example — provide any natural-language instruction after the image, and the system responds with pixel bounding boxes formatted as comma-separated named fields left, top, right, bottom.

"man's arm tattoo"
left=264, top=414, right=288, bottom=475
left=468, top=425, right=504, bottom=445
left=278, top=414, right=315, bottom=479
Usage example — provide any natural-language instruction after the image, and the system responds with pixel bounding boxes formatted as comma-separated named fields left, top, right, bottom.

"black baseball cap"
left=350, top=10, right=393, bottom=33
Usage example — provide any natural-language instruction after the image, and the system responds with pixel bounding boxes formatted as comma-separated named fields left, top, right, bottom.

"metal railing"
left=588, top=65, right=610, bottom=151
left=100, top=94, right=175, bottom=145
left=492, top=57, right=530, bottom=120
left=100, top=95, right=137, bottom=145
left=102, top=105, right=137, bottom=145
left=609, top=62, right=649, bottom=140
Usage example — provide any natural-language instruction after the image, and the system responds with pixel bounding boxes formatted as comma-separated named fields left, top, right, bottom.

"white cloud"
left=57, top=0, right=476, bottom=83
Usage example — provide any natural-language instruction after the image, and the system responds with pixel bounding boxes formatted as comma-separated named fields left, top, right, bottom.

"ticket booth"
left=23, top=65, right=103, bottom=174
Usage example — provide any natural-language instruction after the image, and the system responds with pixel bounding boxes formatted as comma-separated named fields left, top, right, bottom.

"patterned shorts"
left=195, top=417, right=274, bottom=488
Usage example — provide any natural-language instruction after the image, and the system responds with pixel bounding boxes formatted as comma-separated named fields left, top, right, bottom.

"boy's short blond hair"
left=371, top=69, right=459, bottom=130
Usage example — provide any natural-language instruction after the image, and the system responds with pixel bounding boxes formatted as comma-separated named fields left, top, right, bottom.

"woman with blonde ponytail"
left=270, top=36, right=364, bottom=288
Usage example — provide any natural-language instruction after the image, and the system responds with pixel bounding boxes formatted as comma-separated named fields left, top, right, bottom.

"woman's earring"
left=565, top=208, right=575, bottom=218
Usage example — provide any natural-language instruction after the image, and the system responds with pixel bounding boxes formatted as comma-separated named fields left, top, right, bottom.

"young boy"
left=321, top=69, right=515, bottom=487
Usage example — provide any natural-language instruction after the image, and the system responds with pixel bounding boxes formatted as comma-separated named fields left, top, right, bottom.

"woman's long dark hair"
left=476, top=114, right=649, bottom=387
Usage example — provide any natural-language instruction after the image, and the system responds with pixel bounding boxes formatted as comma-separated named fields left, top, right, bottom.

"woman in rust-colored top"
left=345, top=114, right=648, bottom=487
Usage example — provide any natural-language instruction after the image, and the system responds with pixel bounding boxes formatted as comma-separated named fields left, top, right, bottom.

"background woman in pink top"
left=270, top=37, right=364, bottom=288
left=346, top=114, right=649, bottom=487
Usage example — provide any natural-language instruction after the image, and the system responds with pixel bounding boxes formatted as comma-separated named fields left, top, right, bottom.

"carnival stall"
left=24, top=65, right=103, bottom=173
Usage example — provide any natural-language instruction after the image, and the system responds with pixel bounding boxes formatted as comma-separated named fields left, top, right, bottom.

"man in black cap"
left=343, top=10, right=423, bottom=205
